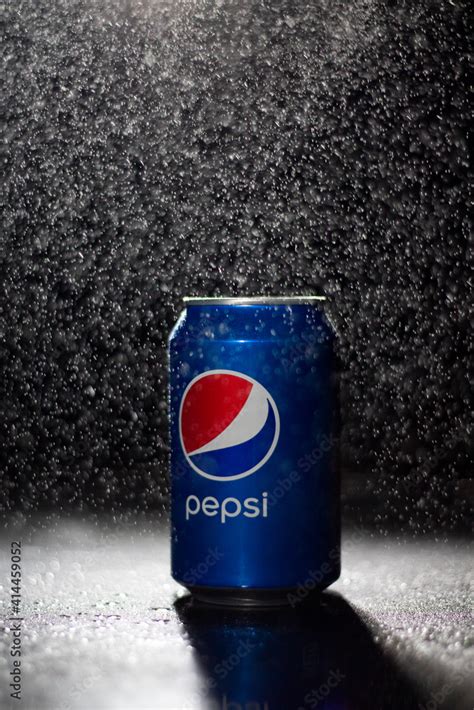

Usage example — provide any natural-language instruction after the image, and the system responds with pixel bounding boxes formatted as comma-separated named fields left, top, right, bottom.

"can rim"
left=183, top=296, right=327, bottom=306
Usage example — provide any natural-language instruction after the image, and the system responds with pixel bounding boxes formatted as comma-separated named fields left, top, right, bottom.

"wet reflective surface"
left=175, top=594, right=423, bottom=710
left=0, top=520, right=472, bottom=709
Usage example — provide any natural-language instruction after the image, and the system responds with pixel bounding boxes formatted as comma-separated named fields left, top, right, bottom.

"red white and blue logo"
left=179, top=370, right=280, bottom=481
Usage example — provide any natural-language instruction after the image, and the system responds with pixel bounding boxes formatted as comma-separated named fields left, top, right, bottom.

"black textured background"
left=1, top=0, right=471, bottom=530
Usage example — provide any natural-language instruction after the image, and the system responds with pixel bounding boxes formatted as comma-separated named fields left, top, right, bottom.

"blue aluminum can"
left=169, top=297, right=339, bottom=606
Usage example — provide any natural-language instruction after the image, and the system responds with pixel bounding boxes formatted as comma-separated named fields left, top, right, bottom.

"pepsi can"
left=169, top=297, right=339, bottom=606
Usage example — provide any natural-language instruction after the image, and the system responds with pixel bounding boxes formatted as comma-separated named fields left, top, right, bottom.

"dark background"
left=1, top=0, right=471, bottom=531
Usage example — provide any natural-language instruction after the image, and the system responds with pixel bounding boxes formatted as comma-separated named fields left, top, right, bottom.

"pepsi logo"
left=179, top=370, right=280, bottom=481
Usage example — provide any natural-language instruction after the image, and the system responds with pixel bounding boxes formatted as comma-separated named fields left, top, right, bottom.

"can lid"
left=183, top=296, right=326, bottom=306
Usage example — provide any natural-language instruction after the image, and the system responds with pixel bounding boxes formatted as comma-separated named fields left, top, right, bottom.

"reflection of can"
left=174, top=595, right=352, bottom=710
left=169, top=297, right=339, bottom=606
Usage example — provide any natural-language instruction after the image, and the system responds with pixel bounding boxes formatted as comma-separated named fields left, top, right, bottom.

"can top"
left=183, top=296, right=326, bottom=306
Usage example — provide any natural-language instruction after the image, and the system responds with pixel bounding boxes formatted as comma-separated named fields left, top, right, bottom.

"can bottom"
left=187, top=585, right=316, bottom=608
